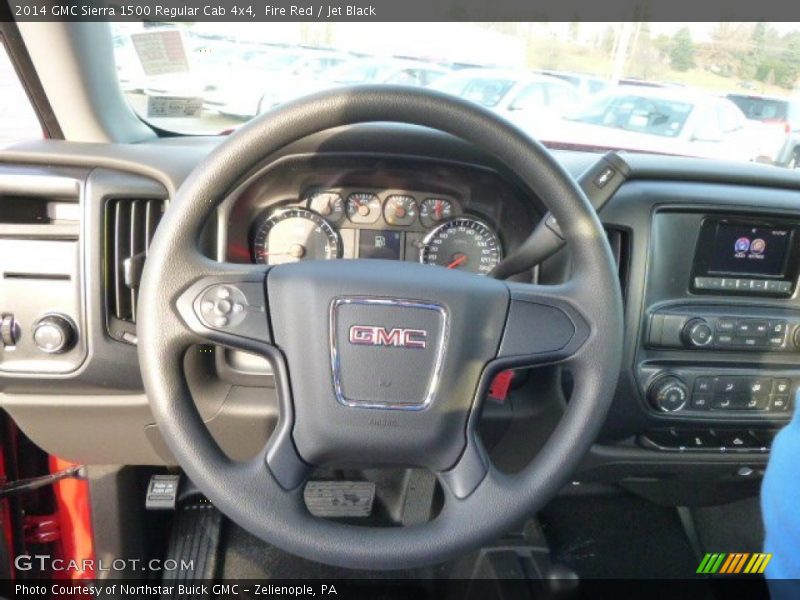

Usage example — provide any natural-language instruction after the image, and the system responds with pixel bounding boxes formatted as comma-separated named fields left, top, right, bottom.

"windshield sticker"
left=131, top=30, right=190, bottom=76
left=146, top=96, right=203, bottom=118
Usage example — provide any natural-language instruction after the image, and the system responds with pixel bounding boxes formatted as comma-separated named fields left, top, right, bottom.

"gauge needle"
left=264, top=244, right=306, bottom=258
left=447, top=254, right=467, bottom=269
left=435, top=201, right=443, bottom=220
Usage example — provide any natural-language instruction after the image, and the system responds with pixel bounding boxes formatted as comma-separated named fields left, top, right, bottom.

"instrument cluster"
left=251, top=188, right=503, bottom=275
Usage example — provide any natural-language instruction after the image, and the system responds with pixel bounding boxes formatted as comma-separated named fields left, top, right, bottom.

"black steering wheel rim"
left=137, top=86, right=624, bottom=570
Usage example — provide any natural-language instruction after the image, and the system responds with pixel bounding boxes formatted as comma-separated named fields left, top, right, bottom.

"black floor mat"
left=691, top=496, right=764, bottom=554
left=538, top=492, right=700, bottom=579
left=219, top=520, right=450, bottom=580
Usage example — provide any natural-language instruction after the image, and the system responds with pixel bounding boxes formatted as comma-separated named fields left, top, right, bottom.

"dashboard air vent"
left=105, top=197, right=167, bottom=343
left=605, top=226, right=630, bottom=299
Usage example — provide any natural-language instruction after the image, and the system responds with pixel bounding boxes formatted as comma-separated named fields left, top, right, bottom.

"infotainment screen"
left=707, top=223, right=793, bottom=277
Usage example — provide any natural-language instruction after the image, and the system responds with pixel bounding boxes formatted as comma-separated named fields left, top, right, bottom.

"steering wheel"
left=137, top=86, right=623, bottom=570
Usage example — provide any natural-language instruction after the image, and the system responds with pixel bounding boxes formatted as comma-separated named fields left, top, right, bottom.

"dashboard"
left=222, top=155, right=539, bottom=278
left=2, top=124, right=800, bottom=506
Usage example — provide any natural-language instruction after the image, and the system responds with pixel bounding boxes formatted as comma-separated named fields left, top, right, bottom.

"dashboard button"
left=648, top=377, right=688, bottom=412
left=675, top=430, right=718, bottom=449
left=721, top=278, right=737, bottom=289
left=736, top=279, right=753, bottom=290
left=773, top=379, right=792, bottom=394
left=744, top=396, right=769, bottom=410
left=712, top=395, right=734, bottom=409
left=715, top=430, right=759, bottom=450
left=716, top=318, right=736, bottom=333
left=683, top=318, right=713, bottom=347
left=691, top=394, right=711, bottom=410
left=694, top=377, right=713, bottom=393
left=769, top=395, right=791, bottom=412
left=748, top=378, right=771, bottom=396
left=752, top=322, right=771, bottom=337
left=771, top=321, right=787, bottom=335
left=735, top=320, right=755, bottom=335
left=716, top=334, right=735, bottom=346
left=768, top=336, right=786, bottom=349
left=714, top=377, right=740, bottom=394
left=695, top=277, right=723, bottom=290
left=751, top=279, right=768, bottom=291
left=32, top=315, right=76, bottom=354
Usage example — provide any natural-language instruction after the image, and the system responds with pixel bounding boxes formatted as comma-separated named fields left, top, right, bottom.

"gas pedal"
left=160, top=499, right=222, bottom=598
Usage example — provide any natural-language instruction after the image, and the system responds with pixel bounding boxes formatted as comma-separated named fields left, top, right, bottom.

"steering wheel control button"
left=32, top=315, right=76, bottom=354
left=648, top=376, right=688, bottom=412
left=193, top=282, right=270, bottom=342
left=199, top=285, right=247, bottom=327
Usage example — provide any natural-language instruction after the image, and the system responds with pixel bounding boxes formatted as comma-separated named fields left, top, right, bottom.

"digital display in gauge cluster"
left=250, top=188, right=503, bottom=275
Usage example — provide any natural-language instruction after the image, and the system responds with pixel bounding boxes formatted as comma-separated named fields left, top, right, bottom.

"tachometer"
left=420, top=217, right=502, bottom=275
left=252, top=207, right=341, bottom=265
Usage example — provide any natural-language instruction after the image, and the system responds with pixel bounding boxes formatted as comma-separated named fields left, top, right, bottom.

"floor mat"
left=691, top=496, right=764, bottom=554
left=219, top=520, right=450, bottom=581
left=538, top=492, right=699, bottom=579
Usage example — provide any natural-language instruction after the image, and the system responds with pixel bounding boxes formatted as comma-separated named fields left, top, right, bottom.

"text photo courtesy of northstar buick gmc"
left=0, top=15, right=799, bottom=599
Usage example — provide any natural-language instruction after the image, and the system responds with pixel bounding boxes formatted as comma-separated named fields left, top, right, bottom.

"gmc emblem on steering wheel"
left=349, top=325, right=428, bottom=349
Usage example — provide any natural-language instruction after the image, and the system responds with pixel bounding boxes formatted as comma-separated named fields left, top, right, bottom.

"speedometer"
left=252, top=207, right=341, bottom=265
left=419, top=217, right=502, bottom=275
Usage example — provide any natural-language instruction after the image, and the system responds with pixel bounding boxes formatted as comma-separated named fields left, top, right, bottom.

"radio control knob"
left=682, top=318, right=713, bottom=348
left=648, top=376, right=689, bottom=413
left=33, top=315, right=76, bottom=354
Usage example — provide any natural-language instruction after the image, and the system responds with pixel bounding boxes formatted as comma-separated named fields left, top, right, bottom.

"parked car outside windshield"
left=112, top=22, right=800, bottom=168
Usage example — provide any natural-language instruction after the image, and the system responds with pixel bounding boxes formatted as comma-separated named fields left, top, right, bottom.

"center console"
left=637, top=209, right=800, bottom=453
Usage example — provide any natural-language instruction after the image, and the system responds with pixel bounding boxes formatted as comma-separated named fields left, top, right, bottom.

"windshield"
left=113, top=22, right=800, bottom=167
left=567, top=94, right=694, bottom=138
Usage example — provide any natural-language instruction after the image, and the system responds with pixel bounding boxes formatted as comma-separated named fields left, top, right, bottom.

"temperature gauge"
left=384, top=195, right=418, bottom=226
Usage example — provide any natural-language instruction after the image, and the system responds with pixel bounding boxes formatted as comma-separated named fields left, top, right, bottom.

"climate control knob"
left=648, top=376, right=689, bottom=413
left=682, top=318, right=713, bottom=348
left=32, top=315, right=76, bottom=354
